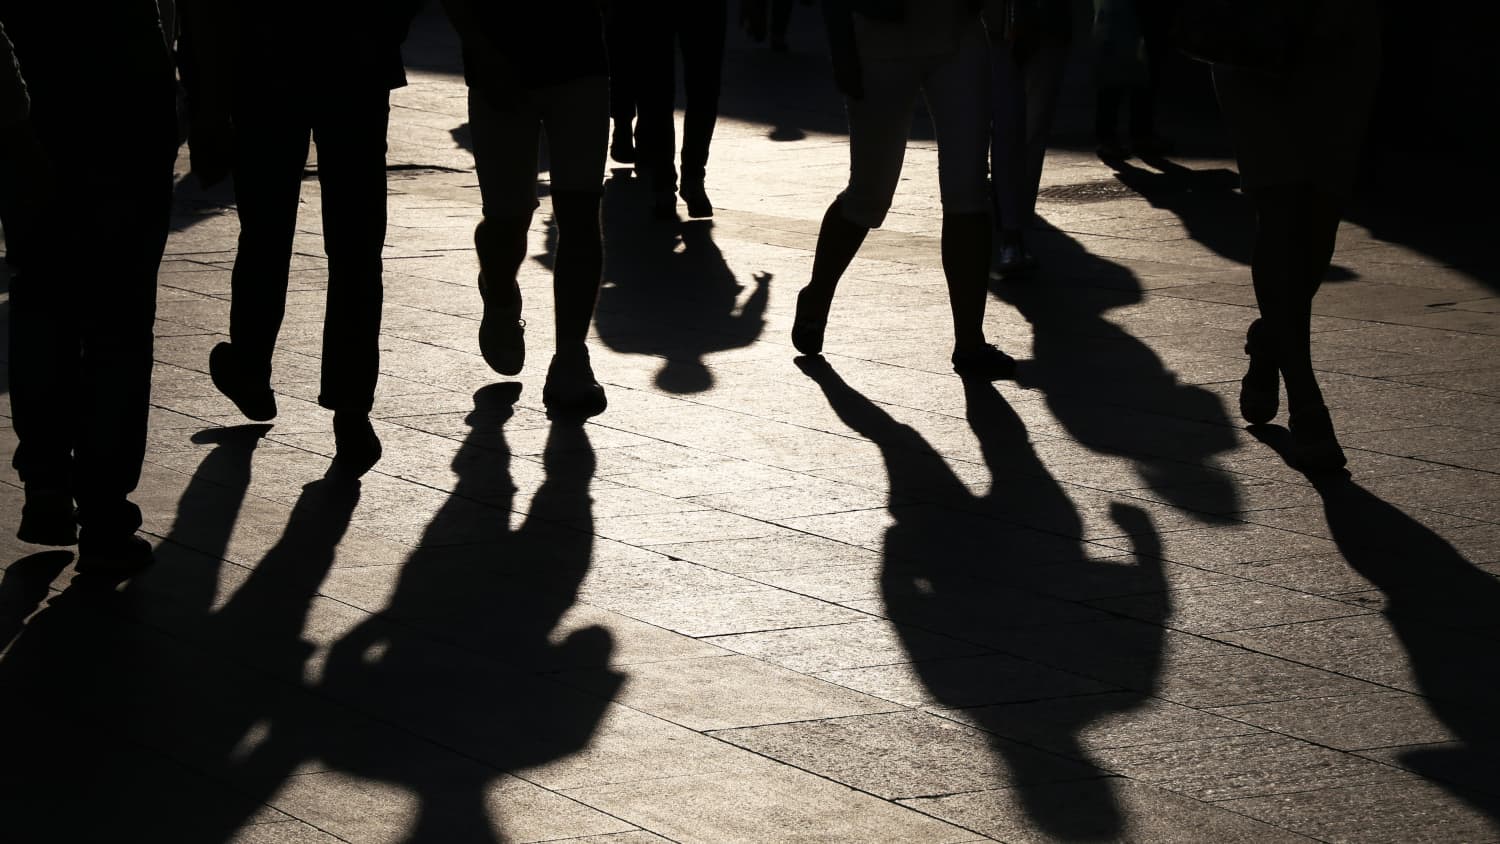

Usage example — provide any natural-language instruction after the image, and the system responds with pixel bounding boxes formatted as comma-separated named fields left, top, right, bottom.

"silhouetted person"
left=984, top=0, right=1070, bottom=280
left=1, top=5, right=176, bottom=572
left=1216, top=1, right=1382, bottom=470
left=796, top=0, right=1017, bottom=380
left=633, top=0, right=727, bottom=218
left=443, top=0, right=612, bottom=417
left=198, top=1, right=420, bottom=477
left=1092, top=0, right=1176, bottom=159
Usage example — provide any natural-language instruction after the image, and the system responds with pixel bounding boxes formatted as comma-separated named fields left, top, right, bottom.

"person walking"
left=633, top=0, right=728, bottom=219
left=204, top=3, right=420, bottom=477
left=985, top=0, right=1071, bottom=279
left=1, top=3, right=177, bottom=571
left=793, top=0, right=1016, bottom=379
left=442, top=1, right=612, bottom=416
left=1215, top=0, right=1382, bottom=470
left=1092, top=0, right=1176, bottom=159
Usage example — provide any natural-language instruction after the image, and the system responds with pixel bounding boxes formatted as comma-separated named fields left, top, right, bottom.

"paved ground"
left=3, top=9, right=1500, bottom=844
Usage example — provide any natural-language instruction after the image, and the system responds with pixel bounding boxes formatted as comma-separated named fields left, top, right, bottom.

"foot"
left=543, top=348, right=608, bottom=418
left=478, top=274, right=525, bottom=376
left=1096, top=135, right=1129, bottom=162
left=952, top=343, right=1017, bottom=381
left=680, top=182, right=713, bottom=218
left=792, top=286, right=834, bottom=356
left=210, top=342, right=276, bottom=421
left=17, top=489, right=77, bottom=546
left=1239, top=319, right=1280, bottom=425
left=332, top=411, right=382, bottom=477
left=652, top=190, right=677, bottom=221
left=610, top=128, right=636, bottom=164
left=75, top=532, right=154, bottom=577
left=991, top=236, right=1039, bottom=282
left=1289, top=405, right=1347, bottom=472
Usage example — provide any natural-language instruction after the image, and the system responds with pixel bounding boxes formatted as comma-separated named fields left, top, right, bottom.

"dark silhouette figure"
left=201, top=3, right=423, bottom=476
left=993, top=222, right=1242, bottom=516
left=594, top=175, right=769, bottom=393
left=444, top=0, right=613, bottom=417
left=1092, top=0, right=1178, bottom=159
left=740, top=0, right=799, bottom=53
left=1252, top=428, right=1500, bottom=824
left=1214, top=1, right=1382, bottom=471
left=800, top=357, right=1168, bottom=839
left=604, top=0, right=640, bottom=164
left=1, top=3, right=177, bottom=571
left=632, top=0, right=727, bottom=218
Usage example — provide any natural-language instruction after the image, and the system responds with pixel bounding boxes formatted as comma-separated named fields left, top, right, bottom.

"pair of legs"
left=1094, top=0, right=1174, bottom=154
left=605, top=4, right=638, bottom=163
left=218, top=79, right=390, bottom=472
left=1241, top=182, right=1345, bottom=466
left=795, top=26, right=1011, bottom=377
left=633, top=0, right=726, bottom=216
left=990, top=34, right=1068, bottom=276
left=7, top=71, right=176, bottom=564
left=467, top=75, right=610, bottom=415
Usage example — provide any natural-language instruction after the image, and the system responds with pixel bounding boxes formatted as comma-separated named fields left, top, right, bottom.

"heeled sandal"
left=1239, top=318, right=1280, bottom=425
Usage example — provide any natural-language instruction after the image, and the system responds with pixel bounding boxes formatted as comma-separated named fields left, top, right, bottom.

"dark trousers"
left=634, top=0, right=727, bottom=191
left=6, top=84, right=176, bottom=538
left=229, top=81, right=389, bottom=414
left=606, top=6, right=638, bottom=129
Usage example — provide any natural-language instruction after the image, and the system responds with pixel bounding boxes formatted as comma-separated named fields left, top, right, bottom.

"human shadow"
left=1105, top=157, right=1253, bottom=267
left=994, top=221, right=1242, bottom=517
left=594, top=174, right=769, bottom=393
left=1253, top=426, right=1500, bottom=823
left=304, top=384, right=621, bottom=842
left=799, top=357, right=1169, bottom=840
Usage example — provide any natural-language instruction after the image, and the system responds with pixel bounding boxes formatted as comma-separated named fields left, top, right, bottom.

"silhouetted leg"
left=923, top=27, right=998, bottom=357
left=1130, top=0, right=1174, bottom=147
left=229, top=93, right=311, bottom=380
left=677, top=0, right=726, bottom=188
left=1252, top=185, right=1328, bottom=412
left=1021, top=37, right=1069, bottom=222
left=313, top=90, right=390, bottom=415
left=633, top=4, right=679, bottom=195
left=1095, top=86, right=1125, bottom=152
left=990, top=44, right=1028, bottom=234
left=8, top=246, right=79, bottom=502
left=605, top=4, right=638, bottom=161
left=542, top=75, right=609, bottom=351
left=770, top=0, right=794, bottom=45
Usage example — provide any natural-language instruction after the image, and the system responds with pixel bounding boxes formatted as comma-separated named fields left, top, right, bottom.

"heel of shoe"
left=792, top=286, right=832, bottom=356
left=1290, top=405, right=1347, bottom=472
left=1239, top=320, right=1280, bottom=425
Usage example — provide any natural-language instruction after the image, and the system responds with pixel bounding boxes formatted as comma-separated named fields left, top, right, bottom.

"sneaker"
left=543, top=349, right=608, bottom=418
left=478, top=275, right=525, bottom=376
left=210, top=342, right=277, bottom=421
left=332, top=411, right=382, bottom=477
left=17, top=489, right=77, bottom=546
left=76, top=532, right=154, bottom=577
left=952, top=344, right=1018, bottom=381
left=680, top=182, right=714, bottom=218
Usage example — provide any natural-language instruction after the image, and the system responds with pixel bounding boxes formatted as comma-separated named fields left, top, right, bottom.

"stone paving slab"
left=3, top=7, right=1500, bottom=843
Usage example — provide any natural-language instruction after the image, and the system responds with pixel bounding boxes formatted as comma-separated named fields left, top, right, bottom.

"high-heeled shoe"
left=792, top=286, right=833, bottom=356
left=1239, top=318, right=1279, bottom=425
left=1290, top=404, right=1347, bottom=472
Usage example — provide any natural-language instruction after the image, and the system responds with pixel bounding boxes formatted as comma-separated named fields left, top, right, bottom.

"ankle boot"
left=1240, top=318, right=1280, bottom=425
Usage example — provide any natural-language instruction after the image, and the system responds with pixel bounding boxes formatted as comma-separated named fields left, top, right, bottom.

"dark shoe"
left=610, top=127, right=636, bottom=164
left=792, top=286, right=833, bottom=356
left=992, top=240, right=1039, bottom=282
left=652, top=190, right=677, bottom=221
left=1290, top=405, right=1347, bottom=472
left=681, top=182, right=713, bottom=218
left=76, top=533, right=154, bottom=577
left=210, top=342, right=276, bottom=421
left=17, top=489, right=77, bottom=546
left=1239, top=319, right=1280, bottom=425
left=332, top=412, right=382, bottom=477
left=543, top=348, right=608, bottom=418
left=478, top=274, right=525, bottom=376
left=952, top=344, right=1017, bottom=381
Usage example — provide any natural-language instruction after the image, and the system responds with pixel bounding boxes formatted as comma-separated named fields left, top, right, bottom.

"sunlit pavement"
left=2, top=9, right=1499, bottom=843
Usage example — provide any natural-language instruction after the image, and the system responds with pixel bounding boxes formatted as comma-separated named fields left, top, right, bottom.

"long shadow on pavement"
left=801, top=357, right=1169, bottom=840
left=1255, top=426, right=1500, bottom=824
left=0, top=387, right=621, bottom=842
left=995, top=221, right=1242, bottom=517
left=593, top=173, right=769, bottom=393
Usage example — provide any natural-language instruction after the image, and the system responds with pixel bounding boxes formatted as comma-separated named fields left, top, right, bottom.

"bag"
left=1172, top=0, right=1311, bottom=72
